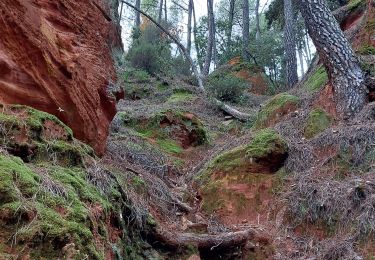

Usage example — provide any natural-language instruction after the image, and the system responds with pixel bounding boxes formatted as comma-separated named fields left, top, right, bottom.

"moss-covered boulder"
left=304, top=108, right=332, bottom=139
left=0, top=104, right=93, bottom=166
left=197, top=129, right=288, bottom=223
left=253, top=93, right=300, bottom=129
left=115, top=109, right=208, bottom=154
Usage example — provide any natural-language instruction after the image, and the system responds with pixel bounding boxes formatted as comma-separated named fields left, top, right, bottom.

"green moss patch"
left=0, top=154, right=116, bottom=258
left=347, top=0, right=366, bottom=11
left=0, top=105, right=93, bottom=166
left=246, top=129, right=288, bottom=159
left=304, top=109, right=331, bottom=139
left=358, top=45, right=375, bottom=55
left=117, top=110, right=208, bottom=153
left=253, top=93, right=300, bottom=129
left=303, top=65, right=328, bottom=93
left=167, top=89, right=194, bottom=103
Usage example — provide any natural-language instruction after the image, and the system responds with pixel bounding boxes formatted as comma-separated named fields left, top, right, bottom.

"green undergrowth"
left=121, top=69, right=150, bottom=83
left=304, top=108, right=332, bottom=139
left=117, top=109, right=208, bottom=154
left=303, top=65, right=328, bottom=93
left=157, top=139, right=184, bottom=154
left=253, top=93, right=300, bottom=129
left=167, top=89, right=194, bottom=103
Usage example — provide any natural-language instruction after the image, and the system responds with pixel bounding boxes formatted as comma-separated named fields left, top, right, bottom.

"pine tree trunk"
left=135, top=0, right=141, bottom=27
left=299, top=0, right=367, bottom=117
left=187, top=0, right=193, bottom=55
left=284, top=0, right=298, bottom=88
left=242, top=0, right=250, bottom=61
left=227, top=0, right=235, bottom=52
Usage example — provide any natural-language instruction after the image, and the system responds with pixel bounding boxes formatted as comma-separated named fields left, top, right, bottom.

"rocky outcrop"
left=0, top=0, right=123, bottom=155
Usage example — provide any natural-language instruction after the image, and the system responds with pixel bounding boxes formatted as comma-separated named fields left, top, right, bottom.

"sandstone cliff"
left=0, top=0, right=123, bottom=155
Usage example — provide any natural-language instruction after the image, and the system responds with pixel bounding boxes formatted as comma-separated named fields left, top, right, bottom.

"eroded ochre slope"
left=0, top=0, right=123, bottom=154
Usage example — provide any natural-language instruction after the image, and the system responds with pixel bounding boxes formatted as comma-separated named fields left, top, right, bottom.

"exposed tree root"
left=152, top=227, right=260, bottom=249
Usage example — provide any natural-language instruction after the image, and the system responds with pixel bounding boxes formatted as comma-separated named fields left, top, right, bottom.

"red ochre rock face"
left=0, top=0, right=123, bottom=155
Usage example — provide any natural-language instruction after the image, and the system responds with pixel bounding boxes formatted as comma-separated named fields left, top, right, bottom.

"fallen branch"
left=121, top=1, right=253, bottom=121
left=152, top=227, right=259, bottom=249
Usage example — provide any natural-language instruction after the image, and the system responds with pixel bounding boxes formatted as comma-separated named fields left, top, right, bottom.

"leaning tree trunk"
left=284, top=0, right=298, bottom=88
left=299, top=0, right=367, bottom=117
left=242, top=0, right=250, bottom=61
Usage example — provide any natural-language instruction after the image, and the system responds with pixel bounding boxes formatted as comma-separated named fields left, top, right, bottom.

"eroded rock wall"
left=0, top=0, right=123, bottom=155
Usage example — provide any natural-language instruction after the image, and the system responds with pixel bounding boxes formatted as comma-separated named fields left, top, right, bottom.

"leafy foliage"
left=207, top=75, right=248, bottom=103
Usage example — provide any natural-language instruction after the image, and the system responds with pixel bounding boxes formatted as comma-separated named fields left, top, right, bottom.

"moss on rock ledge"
left=197, top=129, right=288, bottom=221
left=253, top=93, right=300, bottom=129
left=0, top=104, right=93, bottom=166
left=116, top=109, right=208, bottom=154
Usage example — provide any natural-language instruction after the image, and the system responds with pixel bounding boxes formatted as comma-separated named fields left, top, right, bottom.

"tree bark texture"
left=299, top=0, right=367, bottom=117
left=284, top=0, right=299, bottom=88
left=242, top=0, right=250, bottom=61
left=227, top=0, right=236, bottom=51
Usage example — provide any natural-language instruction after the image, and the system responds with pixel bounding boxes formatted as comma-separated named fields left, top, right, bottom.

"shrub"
left=126, top=24, right=172, bottom=74
left=121, top=69, right=150, bottom=83
left=207, top=75, right=247, bottom=103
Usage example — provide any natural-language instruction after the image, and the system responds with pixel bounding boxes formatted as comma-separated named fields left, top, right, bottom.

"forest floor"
left=101, top=57, right=371, bottom=259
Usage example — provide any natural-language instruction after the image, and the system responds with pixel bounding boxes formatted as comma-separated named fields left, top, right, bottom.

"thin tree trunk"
left=298, top=47, right=305, bottom=77
left=255, top=0, right=261, bottom=41
left=242, top=0, right=250, bottom=61
left=284, top=0, right=298, bottom=88
left=164, top=0, right=167, bottom=21
left=120, top=1, right=124, bottom=20
left=299, top=0, right=367, bottom=117
left=187, top=0, right=193, bottom=55
left=135, top=0, right=141, bottom=27
left=227, top=0, right=236, bottom=53
left=203, top=0, right=214, bottom=76
left=192, top=1, right=203, bottom=71
left=158, top=0, right=163, bottom=22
